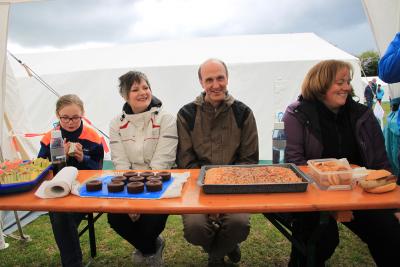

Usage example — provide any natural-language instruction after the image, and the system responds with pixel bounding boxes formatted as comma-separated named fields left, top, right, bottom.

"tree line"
left=359, top=50, right=379, bottom=77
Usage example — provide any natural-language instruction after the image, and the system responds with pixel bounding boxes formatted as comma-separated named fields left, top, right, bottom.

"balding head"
left=198, top=58, right=228, bottom=81
left=197, top=58, right=229, bottom=107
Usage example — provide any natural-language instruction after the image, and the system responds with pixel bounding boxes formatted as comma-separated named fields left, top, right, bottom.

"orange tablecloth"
left=1, top=168, right=400, bottom=214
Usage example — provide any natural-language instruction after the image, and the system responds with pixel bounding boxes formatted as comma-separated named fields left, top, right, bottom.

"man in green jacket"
left=177, top=58, right=259, bottom=266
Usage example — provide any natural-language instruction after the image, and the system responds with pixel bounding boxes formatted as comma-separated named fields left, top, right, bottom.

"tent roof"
left=10, top=32, right=357, bottom=77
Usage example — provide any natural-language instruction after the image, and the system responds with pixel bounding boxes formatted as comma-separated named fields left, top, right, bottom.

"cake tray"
left=198, top=163, right=311, bottom=194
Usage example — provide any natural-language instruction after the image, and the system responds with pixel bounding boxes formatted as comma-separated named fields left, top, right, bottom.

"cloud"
left=7, top=0, right=376, bottom=55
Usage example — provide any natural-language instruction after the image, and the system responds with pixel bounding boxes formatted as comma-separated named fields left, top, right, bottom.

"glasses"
left=59, top=116, right=82, bottom=123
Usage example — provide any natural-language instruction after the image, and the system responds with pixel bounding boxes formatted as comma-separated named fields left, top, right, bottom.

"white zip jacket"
left=109, top=101, right=178, bottom=170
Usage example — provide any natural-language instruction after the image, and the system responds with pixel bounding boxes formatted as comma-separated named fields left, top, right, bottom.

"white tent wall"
left=362, top=0, right=400, bottom=55
left=0, top=0, right=39, bottom=248
left=9, top=33, right=362, bottom=160
left=362, top=0, right=400, bottom=99
left=4, top=59, right=38, bottom=159
left=0, top=3, right=11, bottom=161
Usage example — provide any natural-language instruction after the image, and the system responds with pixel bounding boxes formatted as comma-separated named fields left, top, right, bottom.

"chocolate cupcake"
left=86, top=180, right=102, bottom=192
left=157, top=171, right=171, bottom=182
left=111, top=175, right=128, bottom=184
left=146, top=180, right=163, bottom=192
left=128, top=176, right=145, bottom=183
left=140, top=172, right=155, bottom=181
left=123, top=171, right=138, bottom=178
left=148, top=175, right=162, bottom=183
left=127, top=182, right=145, bottom=194
left=107, top=181, right=124, bottom=193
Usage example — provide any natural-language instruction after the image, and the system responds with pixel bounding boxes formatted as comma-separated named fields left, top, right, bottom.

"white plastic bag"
left=373, top=102, right=384, bottom=129
left=373, top=102, right=385, bottom=120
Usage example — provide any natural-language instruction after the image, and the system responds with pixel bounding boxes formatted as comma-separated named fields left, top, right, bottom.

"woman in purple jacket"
left=283, top=60, right=400, bottom=267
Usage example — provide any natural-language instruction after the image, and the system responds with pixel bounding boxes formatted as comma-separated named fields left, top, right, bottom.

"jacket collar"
left=60, top=121, right=83, bottom=142
left=194, top=91, right=235, bottom=112
left=293, top=95, right=368, bottom=140
left=122, top=96, right=162, bottom=115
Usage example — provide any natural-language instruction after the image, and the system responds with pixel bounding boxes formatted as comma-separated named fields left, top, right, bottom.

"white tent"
left=0, top=0, right=37, bottom=249
left=7, top=33, right=362, bottom=160
left=362, top=0, right=400, bottom=98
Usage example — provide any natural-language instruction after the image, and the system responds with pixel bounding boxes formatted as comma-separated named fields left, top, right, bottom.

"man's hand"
left=128, top=213, right=141, bottom=222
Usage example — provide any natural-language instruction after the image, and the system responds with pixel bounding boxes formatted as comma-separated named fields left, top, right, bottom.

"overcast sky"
left=7, top=0, right=377, bottom=56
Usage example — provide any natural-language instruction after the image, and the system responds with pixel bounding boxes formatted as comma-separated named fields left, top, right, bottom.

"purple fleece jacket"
left=283, top=96, right=391, bottom=171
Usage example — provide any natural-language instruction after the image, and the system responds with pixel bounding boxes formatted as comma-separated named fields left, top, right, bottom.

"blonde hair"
left=56, top=94, right=85, bottom=115
left=301, top=60, right=353, bottom=101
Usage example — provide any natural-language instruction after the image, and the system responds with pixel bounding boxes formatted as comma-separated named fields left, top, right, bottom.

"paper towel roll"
left=35, top=167, right=78, bottom=198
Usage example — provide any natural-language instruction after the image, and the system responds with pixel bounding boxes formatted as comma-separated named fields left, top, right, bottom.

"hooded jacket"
left=379, top=32, right=400, bottom=84
left=109, top=96, right=178, bottom=170
left=283, top=95, right=390, bottom=170
left=177, top=92, right=259, bottom=168
left=384, top=111, right=400, bottom=176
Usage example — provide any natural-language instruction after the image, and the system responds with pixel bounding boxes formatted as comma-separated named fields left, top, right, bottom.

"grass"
left=1, top=214, right=375, bottom=267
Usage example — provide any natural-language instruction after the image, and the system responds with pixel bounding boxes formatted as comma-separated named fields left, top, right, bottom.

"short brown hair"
left=119, top=71, right=151, bottom=100
left=301, top=60, right=353, bottom=101
left=56, top=94, right=84, bottom=115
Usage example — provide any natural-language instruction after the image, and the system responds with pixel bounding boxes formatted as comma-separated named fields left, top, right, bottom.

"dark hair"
left=118, top=71, right=151, bottom=99
left=197, top=58, right=229, bottom=80
left=301, top=60, right=353, bottom=101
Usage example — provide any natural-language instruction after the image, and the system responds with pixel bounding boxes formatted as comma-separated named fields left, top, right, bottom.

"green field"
left=0, top=214, right=375, bottom=266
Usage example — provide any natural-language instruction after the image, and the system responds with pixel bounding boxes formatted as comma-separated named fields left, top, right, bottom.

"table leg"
left=265, top=213, right=305, bottom=255
left=265, top=212, right=331, bottom=267
left=79, top=213, right=103, bottom=258
left=305, top=212, right=330, bottom=267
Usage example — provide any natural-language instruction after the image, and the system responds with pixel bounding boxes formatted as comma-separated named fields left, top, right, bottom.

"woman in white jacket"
left=108, top=71, right=178, bottom=266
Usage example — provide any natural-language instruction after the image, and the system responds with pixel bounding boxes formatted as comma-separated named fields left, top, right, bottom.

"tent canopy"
left=7, top=33, right=361, bottom=160
left=11, top=33, right=357, bottom=76
left=362, top=0, right=400, bottom=98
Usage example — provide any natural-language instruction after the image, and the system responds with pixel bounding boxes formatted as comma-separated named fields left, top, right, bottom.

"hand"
left=64, top=140, right=70, bottom=160
left=128, top=213, right=141, bottom=222
left=73, top=143, right=84, bottom=162
left=395, top=212, right=400, bottom=223
left=208, top=213, right=220, bottom=221
left=208, top=214, right=222, bottom=230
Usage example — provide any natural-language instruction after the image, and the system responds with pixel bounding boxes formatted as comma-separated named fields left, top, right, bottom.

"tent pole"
left=0, top=211, right=9, bottom=250
left=4, top=112, right=30, bottom=160
left=0, top=143, right=3, bottom=161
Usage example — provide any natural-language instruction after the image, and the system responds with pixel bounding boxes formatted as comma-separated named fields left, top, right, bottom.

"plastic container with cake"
left=307, top=158, right=356, bottom=190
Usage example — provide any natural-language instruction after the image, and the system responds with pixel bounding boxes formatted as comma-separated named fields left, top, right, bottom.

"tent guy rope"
left=7, top=51, right=110, bottom=143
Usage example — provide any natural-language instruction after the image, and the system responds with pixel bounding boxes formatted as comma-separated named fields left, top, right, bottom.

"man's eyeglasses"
left=59, top=116, right=82, bottom=123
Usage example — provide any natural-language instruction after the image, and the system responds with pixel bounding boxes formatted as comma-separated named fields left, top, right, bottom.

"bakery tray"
left=0, top=165, right=52, bottom=195
left=198, top=164, right=311, bottom=194
left=79, top=175, right=174, bottom=199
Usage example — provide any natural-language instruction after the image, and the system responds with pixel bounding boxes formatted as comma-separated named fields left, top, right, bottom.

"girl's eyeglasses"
left=59, top=116, right=82, bottom=123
